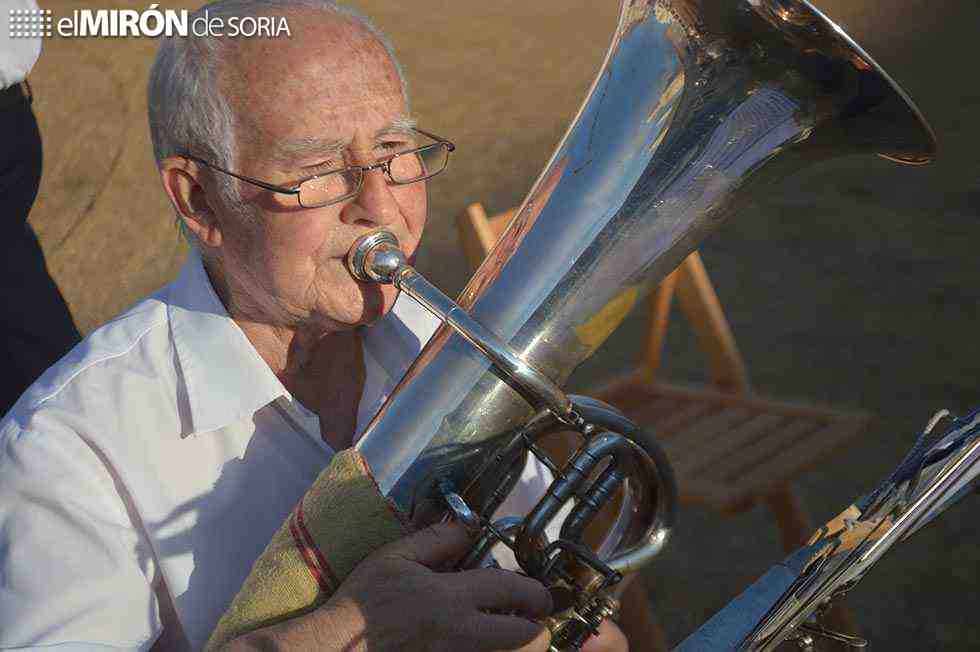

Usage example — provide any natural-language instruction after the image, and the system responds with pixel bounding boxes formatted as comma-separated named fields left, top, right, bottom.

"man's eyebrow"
left=272, top=137, right=346, bottom=163
left=377, top=116, right=418, bottom=138
left=272, top=116, right=418, bottom=164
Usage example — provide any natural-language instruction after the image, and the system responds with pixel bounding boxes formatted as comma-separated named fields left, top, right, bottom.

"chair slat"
left=676, top=477, right=733, bottom=511
left=593, top=374, right=662, bottom=413
left=735, top=417, right=872, bottom=495
left=672, top=413, right=787, bottom=477
left=708, top=417, right=823, bottom=484
left=650, top=381, right=865, bottom=421
left=662, top=408, right=752, bottom=461
left=613, top=394, right=682, bottom=424
left=651, top=401, right=717, bottom=440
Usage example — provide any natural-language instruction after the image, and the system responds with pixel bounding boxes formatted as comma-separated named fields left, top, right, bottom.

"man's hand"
left=229, top=522, right=553, bottom=652
left=582, top=620, right=629, bottom=652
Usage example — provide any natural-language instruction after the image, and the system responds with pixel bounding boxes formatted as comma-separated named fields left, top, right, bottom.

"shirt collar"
left=166, top=249, right=287, bottom=436
left=165, top=249, right=443, bottom=440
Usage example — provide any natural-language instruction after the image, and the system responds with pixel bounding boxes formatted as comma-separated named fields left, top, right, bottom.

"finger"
left=581, top=620, right=629, bottom=652
left=383, top=522, right=475, bottom=569
left=456, top=567, right=553, bottom=618
left=465, top=613, right=551, bottom=652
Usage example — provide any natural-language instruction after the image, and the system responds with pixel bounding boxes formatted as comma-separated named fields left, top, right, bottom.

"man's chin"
left=380, top=284, right=402, bottom=316
left=355, top=283, right=399, bottom=326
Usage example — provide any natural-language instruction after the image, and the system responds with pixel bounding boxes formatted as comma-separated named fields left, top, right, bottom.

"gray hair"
left=147, top=0, right=409, bottom=243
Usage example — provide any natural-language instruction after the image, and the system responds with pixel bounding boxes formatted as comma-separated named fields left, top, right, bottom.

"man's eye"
left=379, top=140, right=413, bottom=152
left=307, top=159, right=344, bottom=173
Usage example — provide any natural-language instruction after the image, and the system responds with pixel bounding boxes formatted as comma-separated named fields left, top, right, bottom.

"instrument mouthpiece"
left=346, top=230, right=406, bottom=284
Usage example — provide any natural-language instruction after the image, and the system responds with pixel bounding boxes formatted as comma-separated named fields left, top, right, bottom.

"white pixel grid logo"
left=9, top=8, right=54, bottom=39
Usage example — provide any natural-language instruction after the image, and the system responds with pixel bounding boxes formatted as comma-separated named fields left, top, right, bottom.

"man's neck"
left=239, top=318, right=366, bottom=451
left=205, top=260, right=367, bottom=450
left=236, top=317, right=331, bottom=380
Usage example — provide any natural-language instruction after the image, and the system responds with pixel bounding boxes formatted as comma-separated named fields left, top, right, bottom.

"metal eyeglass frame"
left=182, top=128, right=455, bottom=208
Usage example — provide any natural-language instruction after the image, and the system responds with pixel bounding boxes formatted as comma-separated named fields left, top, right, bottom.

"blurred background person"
left=0, top=0, right=80, bottom=416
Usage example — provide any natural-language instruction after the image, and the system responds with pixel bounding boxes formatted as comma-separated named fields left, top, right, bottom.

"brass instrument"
left=345, top=0, right=936, bottom=648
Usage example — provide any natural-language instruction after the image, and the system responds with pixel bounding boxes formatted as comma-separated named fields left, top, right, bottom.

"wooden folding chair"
left=458, top=202, right=871, bottom=645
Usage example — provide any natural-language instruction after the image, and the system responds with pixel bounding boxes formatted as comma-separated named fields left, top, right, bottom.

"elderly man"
left=0, top=1, right=629, bottom=651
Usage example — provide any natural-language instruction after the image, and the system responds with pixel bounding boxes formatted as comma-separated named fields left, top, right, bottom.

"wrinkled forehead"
left=217, top=10, right=405, bottom=143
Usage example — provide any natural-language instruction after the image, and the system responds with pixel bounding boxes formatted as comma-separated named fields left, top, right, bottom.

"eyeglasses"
left=183, top=128, right=455, bottom=208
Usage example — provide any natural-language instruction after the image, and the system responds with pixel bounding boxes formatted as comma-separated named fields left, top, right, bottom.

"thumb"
left=384, top=522, right=477, bottom=569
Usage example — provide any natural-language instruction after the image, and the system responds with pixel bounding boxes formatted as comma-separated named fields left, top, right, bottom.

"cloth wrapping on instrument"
left=204, top=448, right=410, bottom=650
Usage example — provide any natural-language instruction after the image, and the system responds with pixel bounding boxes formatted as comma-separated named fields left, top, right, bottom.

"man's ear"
left=159, top=157, right=223, bottom=248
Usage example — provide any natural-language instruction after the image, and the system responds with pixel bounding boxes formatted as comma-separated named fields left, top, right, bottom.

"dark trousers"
left=1, top=86, right=81, bottom=416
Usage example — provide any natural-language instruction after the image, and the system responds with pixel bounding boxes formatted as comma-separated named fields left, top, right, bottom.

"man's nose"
left=340, top=165, right=399, bottom=227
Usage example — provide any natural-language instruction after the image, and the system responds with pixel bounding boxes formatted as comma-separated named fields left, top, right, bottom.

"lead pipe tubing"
left=396, top=267, right=575, bottom=423
left=350, top=232, right=575, bottom=423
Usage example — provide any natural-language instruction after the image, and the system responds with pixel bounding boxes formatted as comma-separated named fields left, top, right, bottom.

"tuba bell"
left=346, top=0, right=936, bottom=648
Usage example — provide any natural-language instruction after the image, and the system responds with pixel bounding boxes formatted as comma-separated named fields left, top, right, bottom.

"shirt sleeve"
left=0, top=425, right=161, bottom=650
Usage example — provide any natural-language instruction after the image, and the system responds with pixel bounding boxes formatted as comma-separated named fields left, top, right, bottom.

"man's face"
left=210, top=15, right=426, bottom=331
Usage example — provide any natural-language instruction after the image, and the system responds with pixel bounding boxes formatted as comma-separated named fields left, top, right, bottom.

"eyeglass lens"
left=297, top=143, right=449, bottom=208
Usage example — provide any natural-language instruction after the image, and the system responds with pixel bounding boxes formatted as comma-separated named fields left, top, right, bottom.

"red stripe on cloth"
left=289, top=503, right=331, bottom=594
left=295, top=498, right=341, bottom=590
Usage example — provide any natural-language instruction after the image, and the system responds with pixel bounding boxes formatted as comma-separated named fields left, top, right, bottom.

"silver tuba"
left=347, top=0, right=936, bottom=648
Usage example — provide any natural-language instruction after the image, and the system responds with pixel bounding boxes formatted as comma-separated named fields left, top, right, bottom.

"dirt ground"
left=25, top=0, right=980, bottom=649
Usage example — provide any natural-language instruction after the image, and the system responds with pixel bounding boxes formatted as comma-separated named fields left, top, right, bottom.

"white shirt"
left=0, top=250, right=557, bottom=651
left=1, top=0, right=42, bottom=89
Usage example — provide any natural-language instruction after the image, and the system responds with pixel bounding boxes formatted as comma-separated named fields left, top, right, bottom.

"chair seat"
left=594, top=374, right=874, bottom=515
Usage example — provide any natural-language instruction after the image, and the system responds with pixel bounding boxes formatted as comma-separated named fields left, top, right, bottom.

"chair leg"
left=764, top=485, right=861, bottom=641
left=763, top=484, right=811, bottom=554
left=616, top=573, right=668, bottom=652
